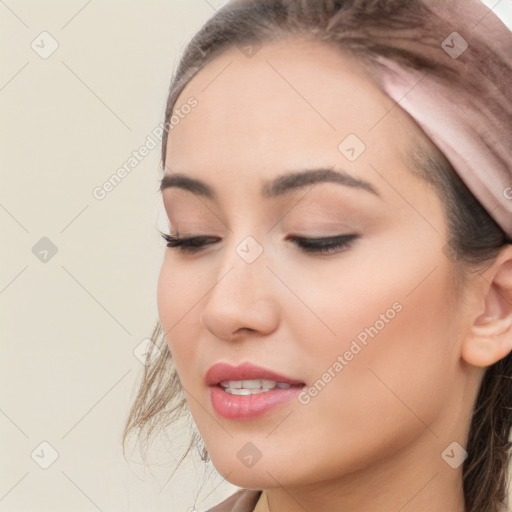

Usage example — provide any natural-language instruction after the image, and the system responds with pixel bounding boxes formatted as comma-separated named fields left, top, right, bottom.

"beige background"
left=1, top=1, right=511, bottom=511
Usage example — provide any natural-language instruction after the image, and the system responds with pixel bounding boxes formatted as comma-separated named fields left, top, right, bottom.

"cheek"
left=298, top=252, right=460, bottom=447
left=156, top=258, right=203, bottom=368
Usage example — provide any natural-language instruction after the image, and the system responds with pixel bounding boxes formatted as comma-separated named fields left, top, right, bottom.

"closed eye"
left=159, top=231, right=359, bottom=255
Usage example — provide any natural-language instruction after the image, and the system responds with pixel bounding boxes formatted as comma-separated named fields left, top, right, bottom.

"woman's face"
left=157, top=39, right=475, bottom=490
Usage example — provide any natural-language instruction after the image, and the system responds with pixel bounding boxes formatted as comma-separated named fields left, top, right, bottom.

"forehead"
left=165, top=38, right=416, bottom=186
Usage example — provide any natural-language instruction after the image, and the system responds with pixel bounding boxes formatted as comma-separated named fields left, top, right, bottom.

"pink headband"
left=371, top=0, right=512, bottom=239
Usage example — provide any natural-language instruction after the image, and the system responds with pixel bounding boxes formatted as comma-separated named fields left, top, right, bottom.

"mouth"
left=218, top=378, right=304, bottom=395
left=205, top=362, right=306, bottom=420
left=205, top=361, right=305, bottom=388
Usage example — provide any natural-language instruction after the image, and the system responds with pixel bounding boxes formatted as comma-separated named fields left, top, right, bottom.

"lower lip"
left=210, top=385, right=304, bottom=420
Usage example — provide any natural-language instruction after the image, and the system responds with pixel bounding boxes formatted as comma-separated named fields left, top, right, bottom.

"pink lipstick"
left=205, top=362, right=305, bottom=420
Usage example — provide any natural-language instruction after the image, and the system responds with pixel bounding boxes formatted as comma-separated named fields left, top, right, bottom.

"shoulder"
left=204, top=489, right=262, bottom=512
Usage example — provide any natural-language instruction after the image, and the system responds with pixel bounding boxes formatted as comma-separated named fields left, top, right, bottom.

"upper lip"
left=205, top=362, right=305, bottom=387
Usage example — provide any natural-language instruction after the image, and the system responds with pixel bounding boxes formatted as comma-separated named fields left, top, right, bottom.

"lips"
left=206, top=362, right=306, bottom=421
left=205, top=361, right=305, bottom=387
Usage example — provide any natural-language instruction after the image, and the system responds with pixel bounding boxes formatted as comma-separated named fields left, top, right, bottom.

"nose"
left=199, top=239, right=280, bottom=342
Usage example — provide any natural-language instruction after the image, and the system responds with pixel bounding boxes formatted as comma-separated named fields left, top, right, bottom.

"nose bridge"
left=199, top=231, right=279, bottom=340
left=216, top=216, right=272, bottom=292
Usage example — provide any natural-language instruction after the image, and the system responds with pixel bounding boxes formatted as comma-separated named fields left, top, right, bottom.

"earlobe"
left=462, top=326, right=512, bottom=368
left=461, top=250, right=512, bottom=368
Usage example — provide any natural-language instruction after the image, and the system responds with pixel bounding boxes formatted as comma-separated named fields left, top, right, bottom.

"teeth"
left=242, top=379, right=267, bottom=389
left=219, top=379, right=295, bottom=394
left=226, top=388, right=271, bottom=395
left=219, top=379, right=278, bottom=389
left=220, top=380, right=242, bottom=389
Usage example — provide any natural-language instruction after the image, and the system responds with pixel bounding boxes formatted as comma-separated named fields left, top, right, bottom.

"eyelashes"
left=162, top=233, right=218, bottom=251
left=159, top=231, right=359, bottom=255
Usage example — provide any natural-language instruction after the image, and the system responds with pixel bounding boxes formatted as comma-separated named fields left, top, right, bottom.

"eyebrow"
left=159, top=168, right=380, bottom=199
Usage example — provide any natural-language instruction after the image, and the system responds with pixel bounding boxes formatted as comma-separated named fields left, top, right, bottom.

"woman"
left=123, top=1, right=512, bottom=511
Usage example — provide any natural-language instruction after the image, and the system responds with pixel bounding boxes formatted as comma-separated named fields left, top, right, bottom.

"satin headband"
left=371, top=0, right=512, bottom=239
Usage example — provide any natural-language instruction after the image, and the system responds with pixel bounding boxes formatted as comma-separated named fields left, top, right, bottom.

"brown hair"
left=123, top=1, right=512, bottom=510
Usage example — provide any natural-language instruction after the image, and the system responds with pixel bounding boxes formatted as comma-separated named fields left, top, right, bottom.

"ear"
left=461, top=245, right=512, bottom=367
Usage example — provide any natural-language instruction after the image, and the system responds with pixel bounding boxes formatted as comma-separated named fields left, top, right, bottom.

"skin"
left=157, top=38, right=512, bottom=512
